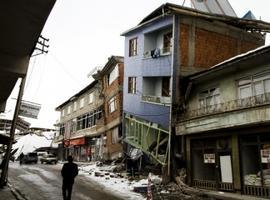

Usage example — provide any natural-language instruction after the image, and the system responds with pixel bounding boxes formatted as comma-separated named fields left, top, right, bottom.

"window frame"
left=128, top=77, right=137, bottom=94
left=80, top=97, right=84, bottom=109
left=129, top=37, right=138, bottom=57
left=89, top=92, right=94, bottom=104
left=109, top=96, right=117, bottom=113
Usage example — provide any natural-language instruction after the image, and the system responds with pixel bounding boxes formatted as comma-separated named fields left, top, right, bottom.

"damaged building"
left=121, top=1, right=270, bottom=173
left=177, top=45, right=270, bottom=198
left=55, top=80, right=105, bottom=161
left=55, top=56, right=124, bottom=162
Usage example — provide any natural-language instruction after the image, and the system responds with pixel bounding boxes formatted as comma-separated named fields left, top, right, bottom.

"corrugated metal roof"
left=191, top=0, right=237, bottom=17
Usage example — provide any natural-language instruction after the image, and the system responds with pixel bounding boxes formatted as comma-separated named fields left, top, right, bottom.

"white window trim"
left=89, top=92, right=94, bottom=104
left=80, top=98, right=84, bottom=109
left=109, top=96, right=117, bottom=113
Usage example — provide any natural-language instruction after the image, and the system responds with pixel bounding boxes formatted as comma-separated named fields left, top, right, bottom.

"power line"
left=24, top=56, right=37, bottom=93
left=49, top=53, right=85, bottom=88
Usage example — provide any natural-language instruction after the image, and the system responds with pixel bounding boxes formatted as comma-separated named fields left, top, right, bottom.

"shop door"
left=217, top=152, right=234, bottom=191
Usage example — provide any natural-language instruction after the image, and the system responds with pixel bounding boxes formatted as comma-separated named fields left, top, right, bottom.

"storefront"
left=190, top=137, right=234, bottom=192
left=240, top=133, right=270, bottom=197
left=187, top=132, right=270, bottom=198
left=64, top=137, right=90, bottom=162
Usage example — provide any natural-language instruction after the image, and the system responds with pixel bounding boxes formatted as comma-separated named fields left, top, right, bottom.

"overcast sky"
left=2, top=0, right=270, bottom=129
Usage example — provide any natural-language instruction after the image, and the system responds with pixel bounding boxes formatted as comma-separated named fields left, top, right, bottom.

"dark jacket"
left=61, top=162, right=78, bottom=184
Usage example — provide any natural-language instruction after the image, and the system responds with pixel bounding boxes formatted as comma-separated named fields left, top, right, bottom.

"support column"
left=232, top=134, right=241, bottom=192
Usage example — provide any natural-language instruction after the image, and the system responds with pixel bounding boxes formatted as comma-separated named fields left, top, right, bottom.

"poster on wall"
left=204, top=153, right=215, bottom=163
left=261, top=149, right=270, bottom=163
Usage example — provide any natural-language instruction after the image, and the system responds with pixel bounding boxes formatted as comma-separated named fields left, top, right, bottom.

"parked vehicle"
left=22, top=152, right=38, bottom=164
left=36, top=151, right=48, bottom=162
left=40, top=154, right=57, bottom=164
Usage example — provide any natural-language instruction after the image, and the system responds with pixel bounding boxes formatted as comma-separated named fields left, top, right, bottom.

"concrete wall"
left=177, top=64, right=270, bottom=135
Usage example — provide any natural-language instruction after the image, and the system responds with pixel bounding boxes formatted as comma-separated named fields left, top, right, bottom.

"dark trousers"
left=62, top=181, right=73, bottom=200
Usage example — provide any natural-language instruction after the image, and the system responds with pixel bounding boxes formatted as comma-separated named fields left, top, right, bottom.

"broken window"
left=162, top=77, right=170, bottom=97
left=129, top=38, right=137, bottom=57
left=128, top=77, right=136, bottom=94
left=163, top=32, right=172, bottom=53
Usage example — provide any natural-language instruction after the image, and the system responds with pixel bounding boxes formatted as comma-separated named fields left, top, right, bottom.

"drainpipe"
left=0, top=76, right=26, bottom=187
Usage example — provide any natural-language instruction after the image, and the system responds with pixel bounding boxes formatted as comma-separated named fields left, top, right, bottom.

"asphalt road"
left=8, top=162, right=124, bottom=200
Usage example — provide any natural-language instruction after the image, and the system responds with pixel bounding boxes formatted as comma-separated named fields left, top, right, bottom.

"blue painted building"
left=121, top=3, right=268, bottom=167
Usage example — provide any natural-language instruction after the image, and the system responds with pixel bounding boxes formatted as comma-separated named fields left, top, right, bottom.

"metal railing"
left=143, top=47, right=171, bottom=58
left=142, top=95, right=171, bottom=105
left=182, top=93, right=270, bottom=120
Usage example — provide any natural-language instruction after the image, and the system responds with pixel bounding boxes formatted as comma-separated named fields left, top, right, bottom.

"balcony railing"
left=142, top=95, right=171, bottom=105
left=182, top=92, right=270, bottom=120
left=143, top=47, right=171, bottom=58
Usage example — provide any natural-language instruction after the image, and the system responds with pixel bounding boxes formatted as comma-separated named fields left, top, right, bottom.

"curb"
left=8, top=183, right=29, bottom=200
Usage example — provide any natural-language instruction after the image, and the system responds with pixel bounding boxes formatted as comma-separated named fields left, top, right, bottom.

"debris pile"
left=152, top=182, right=211, bottom=200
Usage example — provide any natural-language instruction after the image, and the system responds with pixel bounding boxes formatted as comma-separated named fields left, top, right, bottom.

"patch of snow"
left=12, top=132, right=54, bottom=158
left=80, top=163, right=146, bottom=200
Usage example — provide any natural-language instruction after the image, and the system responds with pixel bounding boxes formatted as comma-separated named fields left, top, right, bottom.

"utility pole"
left=0, top=35, right=49, bottom=187
left=0, top=77, right=26, bottom=187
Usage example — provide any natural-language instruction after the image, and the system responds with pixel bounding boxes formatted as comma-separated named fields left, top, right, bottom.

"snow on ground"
left=12, top=131, right=55, bottom=158
left=79, top=163, right=148, bottom=200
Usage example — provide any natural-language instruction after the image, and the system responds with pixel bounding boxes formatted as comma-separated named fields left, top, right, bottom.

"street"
left=8, top=162, right=124, bottom=200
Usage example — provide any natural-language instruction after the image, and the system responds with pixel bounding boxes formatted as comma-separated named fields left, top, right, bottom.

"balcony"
left=142, top=76, right=171, bottom=106
left=143, top=28, right=172, bottom=59
left=183, top=92, right=270, bottom=120
left=143, top=47, right=172, bottom=59
left=142, top=95, right=171, bottom=105
left=177, top=93, right=270, bottom=135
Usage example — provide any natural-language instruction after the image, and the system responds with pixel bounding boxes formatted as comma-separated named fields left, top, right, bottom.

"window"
left=61, top=109, right=65, bottom=117
left=80, top=98, right=84, bottom=108
left=238, top=72, right=270, bottom=99
left=162, top=77, right=170, bottom=97
left=89, top=92, right=94, bottom=104
left=112, top=127, right=120, bottom=144
left=163, top=32, right=172, bottom=53
left=108, top=65, right=119, bottom=85
left=129, top=38, right=137, bottom=57
left=76, top=108, right=103, bottom=130
left=128, top=77, right=136, bottom=94
left=199, top=88, right=220, bottom=110
left=73, top=101, right=77, bottom=111
left=109, top=96, right=117, bottom=113
left=67, top=105, right=71, bottom=114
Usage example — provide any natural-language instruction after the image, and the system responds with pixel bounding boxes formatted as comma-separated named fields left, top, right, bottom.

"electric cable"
left=49, top=53, right=85, bottom=88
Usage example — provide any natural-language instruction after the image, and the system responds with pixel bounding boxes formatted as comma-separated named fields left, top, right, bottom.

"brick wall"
left=179, top=23, right=263, bottom=71
left=103, top=62, right=124, bottom=124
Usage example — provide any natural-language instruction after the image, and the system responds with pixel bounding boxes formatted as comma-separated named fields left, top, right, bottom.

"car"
left=36, top=151, right=48, bottom=162
left=22, top=152, right=38, bottom=164
left=40, top=154, right=57, bottom=164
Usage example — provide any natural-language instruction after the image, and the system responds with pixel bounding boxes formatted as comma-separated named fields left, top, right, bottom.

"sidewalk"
left=0, top=183, right=25, bottom=200
left=204, top=190, right=269, bottom=200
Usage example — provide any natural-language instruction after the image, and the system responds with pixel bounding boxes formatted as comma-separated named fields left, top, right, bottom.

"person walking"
left=61, top=155, right=78, bottom=200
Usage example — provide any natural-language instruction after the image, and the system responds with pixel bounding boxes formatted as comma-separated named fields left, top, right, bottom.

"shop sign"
left=260, top=149, right=270, bottom=163
left=69, top=137, right=85, bottom=146
left=204, top=153, right=215, bottom=163
left=19, top=101, right=41, bottom=119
